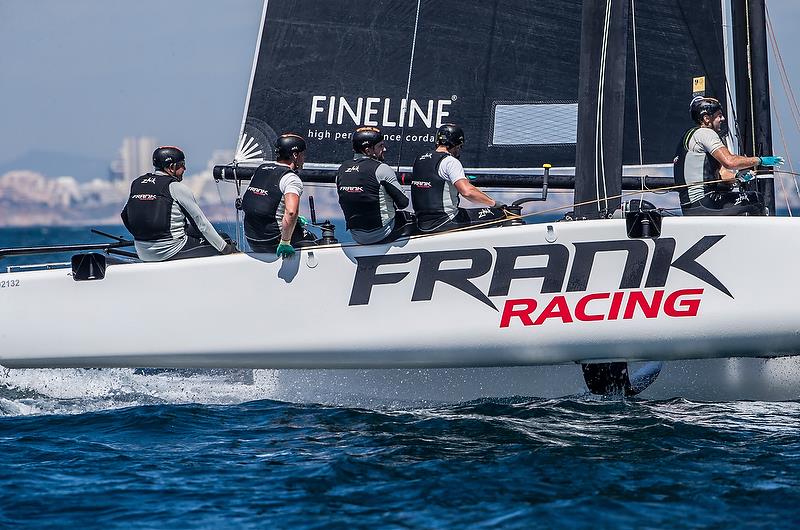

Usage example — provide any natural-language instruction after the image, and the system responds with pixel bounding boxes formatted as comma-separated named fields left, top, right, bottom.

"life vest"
left=673, top=127, right=724, bottom=206
left=336, top=157, right=386, bottom=231
left=410, top=151, right=456, bottom=224
left=121, top=173, right=177, bottom=241
left=241, top=164, right=293, bottom=242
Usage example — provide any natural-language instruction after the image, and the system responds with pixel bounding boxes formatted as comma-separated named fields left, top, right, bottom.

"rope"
left=744, top=0, right=757, bottom=156
left=593, top=0, right=614, bottom=215
left=630, top=0, right=644, bottom=168
left=630, top=0, right=647, bottom=209
left=764, top=5, right=799, bottom=214
left=769, top=82, right=794, bottom=216
left=394, top=0, right=423, bottom=172
left=213, top=178, right=236, bottom=241
left=292, top=172, right=799, bottom=252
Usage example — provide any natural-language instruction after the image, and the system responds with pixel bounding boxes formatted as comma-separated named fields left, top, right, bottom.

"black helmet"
left=153, top=146, right=185, bottom=170
left=352, top=126, right=383, bottom=152
left=275, top=133, right=306, bottom=160
left=690, top=96, right=723, bottom=124
left=436, top=123, right=465, bottom=148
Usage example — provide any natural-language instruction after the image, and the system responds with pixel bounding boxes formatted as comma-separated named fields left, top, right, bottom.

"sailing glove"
left=298, top=215, right=309, bottom=227
left=759, top=156, right=785, bottom=166
left=276, top=240, right=295, bottom=258
left=737, top=171, right=755, bottom=183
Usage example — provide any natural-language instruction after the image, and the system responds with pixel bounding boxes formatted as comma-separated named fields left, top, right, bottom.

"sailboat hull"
left=1, top=217, right=799, bottom=371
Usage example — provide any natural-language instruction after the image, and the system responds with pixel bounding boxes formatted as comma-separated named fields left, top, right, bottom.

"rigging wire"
left=769, top=82, right=795, bottom=216
left=766, top=7, right=800, bottom=133
left=683, top=0, right=742, bottom=152
left=764, top=5, right=800, bottom=214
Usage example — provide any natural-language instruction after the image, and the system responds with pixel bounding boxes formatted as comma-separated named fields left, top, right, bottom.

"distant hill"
left=0, top=150, right=110, bottom=182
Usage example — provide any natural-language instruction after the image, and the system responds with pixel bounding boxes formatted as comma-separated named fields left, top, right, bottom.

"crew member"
left=121, top=146, right=234, bottom=261
left=674, top=96, right=784, bottom=216
left=410, top=123, right=506, bottom=233
left=336, top=126, right=413, bottom=244
left=241, top=133, right=315, bottom=258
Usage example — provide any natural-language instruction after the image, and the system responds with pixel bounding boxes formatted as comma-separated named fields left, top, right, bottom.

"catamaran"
left=2, top=0, right=799, bottom=400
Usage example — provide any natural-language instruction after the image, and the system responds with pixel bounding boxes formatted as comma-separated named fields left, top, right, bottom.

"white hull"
left=2, top=217, right=800, bottom=373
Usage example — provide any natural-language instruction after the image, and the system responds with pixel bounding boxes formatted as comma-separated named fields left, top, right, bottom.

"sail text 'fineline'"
left=309, top=96, right=453, bottom=128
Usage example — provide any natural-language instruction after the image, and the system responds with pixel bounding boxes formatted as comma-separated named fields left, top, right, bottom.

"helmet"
left=152, top=146, right=185, bottom=170
left=352, top=126, right=383, bottom=152
left=274, top=133, right=306, bottom=159
left=436, top=123, right=465, bottom=148
left=690, top=96, right=723, bottom=124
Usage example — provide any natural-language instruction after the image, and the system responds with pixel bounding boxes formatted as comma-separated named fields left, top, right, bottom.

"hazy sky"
left=1, top=0, right=799, bottom=175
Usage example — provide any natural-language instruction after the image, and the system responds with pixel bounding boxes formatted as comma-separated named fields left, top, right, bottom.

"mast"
left=573, top=0, right=629, bottom=219
left=731, top=0, right=775, bottom=214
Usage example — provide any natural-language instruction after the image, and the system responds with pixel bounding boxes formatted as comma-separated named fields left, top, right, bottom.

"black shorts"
left=417, top=207, right=506, bottom=233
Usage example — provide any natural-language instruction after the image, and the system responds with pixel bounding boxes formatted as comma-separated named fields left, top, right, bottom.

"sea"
left=1, top=226, right=800, bottom=529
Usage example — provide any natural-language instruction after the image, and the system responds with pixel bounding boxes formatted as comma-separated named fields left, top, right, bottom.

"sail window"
left=491, top=102, right=578, bottom=146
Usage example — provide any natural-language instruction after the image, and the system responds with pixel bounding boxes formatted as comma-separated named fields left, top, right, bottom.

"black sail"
left=236, top=0, right=727, bottom=172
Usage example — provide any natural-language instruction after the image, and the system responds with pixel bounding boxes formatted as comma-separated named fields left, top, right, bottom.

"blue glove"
left=468, top=175, right=477, bottom=180
left=297, top=215, right=309, bottom=227
left=760, top=156, right=785, bottom=166
left=737, top=170, right=755, bottom=183
left=276, top=240, right=295, bottom=258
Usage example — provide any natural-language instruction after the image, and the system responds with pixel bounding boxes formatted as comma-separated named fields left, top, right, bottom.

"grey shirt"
left=683, top=128, right=725, bottom=203
left=349, top=155, right=409, bottom=245
left=134, top=172, right=227, bottom=261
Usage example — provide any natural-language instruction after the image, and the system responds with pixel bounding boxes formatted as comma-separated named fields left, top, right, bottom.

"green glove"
left=298, top=215, right=309, bottom=227
left=276, top=240, right=295, bottom=258
left=737, top=170, right=755, bottom=183
left=759, top=156, right=785, bottom=166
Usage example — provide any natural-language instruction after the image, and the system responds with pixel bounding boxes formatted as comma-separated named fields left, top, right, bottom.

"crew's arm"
left=281, top=192, right=299, bottom=241
left=279, top=173, right=303, bottom=243
left=453, top=179, right=499, bottom=207
left=170, top=182, right=227, bottom=251
left=710, top=146, right=761, bottom=171
left=376, top=164, right=409, bottom=209
left=718, top=167, right=737, bottom=183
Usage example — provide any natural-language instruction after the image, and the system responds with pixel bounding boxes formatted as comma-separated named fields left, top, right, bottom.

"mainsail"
left=236, top=0, right=727, bottom=172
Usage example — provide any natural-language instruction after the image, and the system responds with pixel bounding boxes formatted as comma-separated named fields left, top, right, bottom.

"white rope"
left=630, top=0, right=644, bottom=168
left=744, top=0, right=757, bottom=156
left=594, top=0, right=614, bottom=214
left=395, top=0, right=423, bottom=171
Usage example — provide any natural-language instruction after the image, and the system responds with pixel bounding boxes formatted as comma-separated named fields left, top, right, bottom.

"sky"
left=1, top=0, right=799, bottom=178
left=0, top=0, right=262, bottom=174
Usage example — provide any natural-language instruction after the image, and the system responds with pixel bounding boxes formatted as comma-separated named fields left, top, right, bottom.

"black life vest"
left=121, top=173, right=177, bottom=241
left=241, top=164, right=293, bottom=242
left=673, top=127, right=724, bottom=206
left=336, top=157, right=384, bottom=231
left=410, top=151, right=453, bottom=223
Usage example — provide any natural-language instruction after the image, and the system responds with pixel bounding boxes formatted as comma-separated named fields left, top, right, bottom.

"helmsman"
left=673, top=96, right=784, bottom=216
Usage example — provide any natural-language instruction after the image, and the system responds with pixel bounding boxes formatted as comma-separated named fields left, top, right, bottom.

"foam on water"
left=0, top=368, right=281, bottom=416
